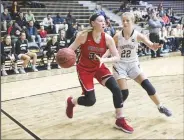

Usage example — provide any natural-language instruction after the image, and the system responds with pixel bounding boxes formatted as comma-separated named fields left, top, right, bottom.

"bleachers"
left=147, top=1, right=184, bottom=16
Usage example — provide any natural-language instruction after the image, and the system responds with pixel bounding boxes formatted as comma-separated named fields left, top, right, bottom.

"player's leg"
left=113, top=64, right=129, bottom=102
left=131, top=62, right=172, bottom=117
left=66, top=69, right=96, bottom=118
left=95, top=64, right=134, bottom=133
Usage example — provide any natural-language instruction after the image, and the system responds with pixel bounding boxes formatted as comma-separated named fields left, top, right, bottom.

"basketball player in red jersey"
left=65, top=13, right=134, bottom=133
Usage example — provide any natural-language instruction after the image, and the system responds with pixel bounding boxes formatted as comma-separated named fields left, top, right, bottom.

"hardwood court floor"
left=1, top=56, right=184, bottom=139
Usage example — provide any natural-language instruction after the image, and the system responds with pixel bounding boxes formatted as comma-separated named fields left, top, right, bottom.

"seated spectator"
left=43, top=35, right=59, bottom=70
left=15, top=12, right=27, bottom=29
left=25, top=10, right=35, bottom=23
left=26, top=20, right=41, bottom=45
left=1, top=35, right=19, bottom=76
left=162, top=13, right=171, bottom=26
left=39, top=25, right=47, bottom=42
left=15, top=32, right=38, bottom=73
left=11, top=1, right=20, bottom=20
left=53, top=13, right=68, bottom=34
left=104, top=17, right=115, bottom=37
left=1, top=8, right=12, bottom=31
left=156, top=13, right=164, bottom=26
left=66, top=11, right=76, bottom=26
left=10, top=22, right=22, bottom=44
left=66, top=22, right=78, bottom=39
left=159, top=26, right=168, bottom=52
left=159, top=6, right=165, bottom=17
left=40, top=14, right=54, bottom=34
left=58, top=30, right=68, bottom=49
left=7, top=20, right=14, bottom=35
left=175, top=24, right=183, bottom=51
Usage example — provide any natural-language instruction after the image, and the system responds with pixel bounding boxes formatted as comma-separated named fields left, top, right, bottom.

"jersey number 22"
left=121, top=50, right=131, bottom=58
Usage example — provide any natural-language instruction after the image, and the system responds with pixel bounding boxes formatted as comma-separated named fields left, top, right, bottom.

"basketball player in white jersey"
left=101, top=12, right=172, bottom=118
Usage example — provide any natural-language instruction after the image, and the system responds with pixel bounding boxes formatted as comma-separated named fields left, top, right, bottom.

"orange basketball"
left=56, top=48, right=76, bottom=68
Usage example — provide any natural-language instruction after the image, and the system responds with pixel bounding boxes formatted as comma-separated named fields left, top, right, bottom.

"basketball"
left=56, top=48, right=76, bottom=68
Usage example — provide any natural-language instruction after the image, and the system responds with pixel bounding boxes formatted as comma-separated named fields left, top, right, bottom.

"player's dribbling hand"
left=95, top=54, right=103, bottom=67
left=152, top=43, right=162, bottom=51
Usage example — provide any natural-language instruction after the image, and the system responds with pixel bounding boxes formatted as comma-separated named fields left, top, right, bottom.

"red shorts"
left=77, top=64, right=112, bottom=93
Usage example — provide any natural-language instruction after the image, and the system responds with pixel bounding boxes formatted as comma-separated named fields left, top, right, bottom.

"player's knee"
left=86, top=97, right=96, bottom=106
left=78, top=90, right=96, bottom=106
left=85, top=90, right=96, bottom=106
left=105, top=77, right=120, bottom=93
left=121, top=89, right=129, bottom=102
left=105, top=77, right=123, bottom=108
left=141, top=79, right=156, bottom=96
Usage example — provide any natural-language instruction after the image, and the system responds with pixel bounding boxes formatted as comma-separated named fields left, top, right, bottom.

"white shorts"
left=112, top=61, right=142, bottom=80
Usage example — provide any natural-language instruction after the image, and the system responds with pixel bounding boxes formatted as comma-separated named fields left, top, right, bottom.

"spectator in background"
left=94, top=5, right=107, bottom=20
left=156, top=13, right=164, bottom=26
left=66, top=11, right=76, bottom=26
left=1, top=35, right=19, bottom=76
left=166, top=26, right=175, bottom=52
left=26, top=20, right=41, bottom=45
left=148, top=12, right=163, bottom=58
left=159, top=26, right=168, bottom=53
left=162, top=13, right=171, bottom=26
left=174, top=24, right=183, bottom=52
left=66, top=22, right=78, bottom=39
left=44, top=35, right=59, bottom=70
left=10, top=22, right=22, bottom=44
left=41, top=14, right=54, bottom=34
left=39, top=25, right=47, bottom=42
left=159, top=6, right=165, bottom=17
left=53, top=13, right=68, bottom=34
left=15, top=32, right=38, bottom=73
left=104, top=17, right=115, bottom=37
left=15, top=12, right=27, bottom=30
left=11, top=1, right=20, bottom=20
left=1, top=8, right=12, bottom=31
left=25, top=10, right=35, bottom=23
left=157, top=2, right=163, bottom=12
left=58, top=30, right=68, bottom=49
left=7, top=20, right=14, bottom=35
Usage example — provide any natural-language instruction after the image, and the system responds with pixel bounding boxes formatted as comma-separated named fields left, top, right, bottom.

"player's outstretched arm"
left=137, top=33, right=162, bottom=51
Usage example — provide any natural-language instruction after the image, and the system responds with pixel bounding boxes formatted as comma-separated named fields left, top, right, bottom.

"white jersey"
left=116, top=29, right=139, bottom=62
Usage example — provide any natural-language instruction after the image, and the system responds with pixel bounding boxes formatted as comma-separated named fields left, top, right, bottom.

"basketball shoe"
left=115, top=117, right=134, bottom=133
left=66, top=97, right=75, bottom=118
left=158, top=106, right=172, bottom=117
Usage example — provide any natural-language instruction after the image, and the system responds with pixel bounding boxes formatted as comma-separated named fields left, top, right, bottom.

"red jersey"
left=39, top=30, right=47, bottom=38
left=77, top=31, right=107, bottom=71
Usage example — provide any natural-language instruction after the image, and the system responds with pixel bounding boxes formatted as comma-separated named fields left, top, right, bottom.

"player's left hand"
left=95, top=54, right=104, bottom=67
left=152, top=43, right=162, bottom=51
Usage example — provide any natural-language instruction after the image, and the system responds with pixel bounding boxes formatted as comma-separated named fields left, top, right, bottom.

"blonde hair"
left=121, top=12, right=135, bottom=23
left=79, top=27, right=93, bottom=35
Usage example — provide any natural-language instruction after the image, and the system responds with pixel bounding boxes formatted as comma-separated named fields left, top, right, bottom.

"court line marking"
left=1, top=109, right=41, bottom=140
left=2, top=74, right=183, bottom=103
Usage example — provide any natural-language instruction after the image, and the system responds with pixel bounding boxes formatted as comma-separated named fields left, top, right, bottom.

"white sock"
left=116, top=108, right=124, bottom=118
left=71, top=98, right=78, bottom=106
left=157, top=103, right=162, bottom=109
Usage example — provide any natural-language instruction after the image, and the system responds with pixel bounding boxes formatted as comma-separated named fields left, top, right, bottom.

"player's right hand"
left=95, top=54, right=104, bottom=67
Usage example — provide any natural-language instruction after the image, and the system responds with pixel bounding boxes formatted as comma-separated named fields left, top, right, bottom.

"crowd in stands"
left=1, top=0, right=184, bottom=76
left=113, top=0, right=184, bottom=57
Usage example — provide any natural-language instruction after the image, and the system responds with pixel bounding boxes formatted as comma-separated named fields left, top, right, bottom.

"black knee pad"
left=78, top=90, right=96, bottom=106
left=105, top=76, right=123, bottom=108
left=141, top=79, right=156, bottom=96
left=121, top=89, right=129, bottom=102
